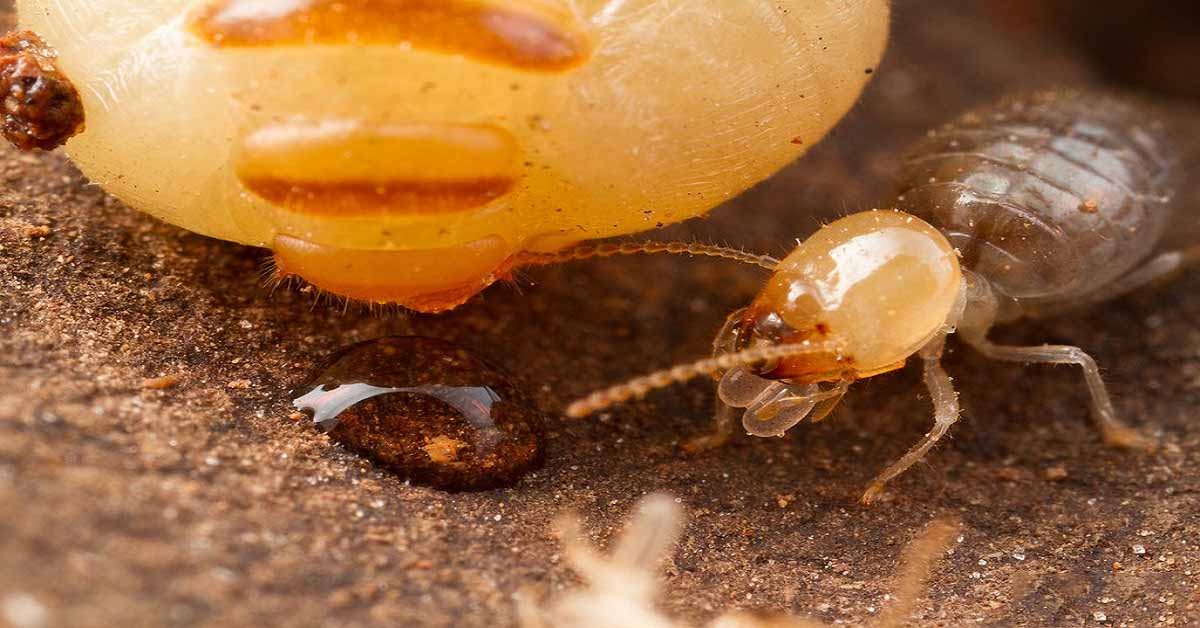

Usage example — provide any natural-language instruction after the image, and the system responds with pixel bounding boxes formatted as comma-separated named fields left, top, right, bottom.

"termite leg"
left=957, top=273, right=1155, bottom=451
left=682, top=398, right=739, bottom=455
left=862, top=335, right=960, bottom=504
left=962, top=338, right=1156, bottom=451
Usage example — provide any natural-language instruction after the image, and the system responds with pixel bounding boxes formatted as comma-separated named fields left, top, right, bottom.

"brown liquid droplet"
left=293, top=336, right=544, bottom=491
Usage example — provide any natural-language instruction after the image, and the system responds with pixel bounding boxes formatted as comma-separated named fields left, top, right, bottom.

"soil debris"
left=0, top=30, right=84, bottom=151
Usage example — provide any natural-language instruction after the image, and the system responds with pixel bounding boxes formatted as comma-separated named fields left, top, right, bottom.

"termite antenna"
left=566, top=341, right=841, bottom=418
left=874, top=517, right=961, bottom=628
left=516, top=240, right=780, bottom=270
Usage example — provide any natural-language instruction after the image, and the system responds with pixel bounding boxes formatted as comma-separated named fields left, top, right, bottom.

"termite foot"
left=1101, top=425, right=1158, bottom=452
left=860, top=482, right=888, bottom=505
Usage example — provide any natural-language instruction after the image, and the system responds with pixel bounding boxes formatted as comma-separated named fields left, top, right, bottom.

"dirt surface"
left=1, top=2, right=1198, bottom=627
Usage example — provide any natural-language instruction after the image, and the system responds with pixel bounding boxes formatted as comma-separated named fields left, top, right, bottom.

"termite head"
left=728, top=210, right=964, bottom=384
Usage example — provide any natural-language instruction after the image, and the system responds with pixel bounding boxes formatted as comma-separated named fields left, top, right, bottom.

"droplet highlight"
left=293, top=336, right=544, bottom=490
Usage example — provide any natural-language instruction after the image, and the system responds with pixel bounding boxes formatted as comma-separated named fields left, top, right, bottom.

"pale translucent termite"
left=10, top=0, right=889, bottom=312
left=537, top=90, right=1197, bottom=503
left=517, top=492, right=959, bottom=627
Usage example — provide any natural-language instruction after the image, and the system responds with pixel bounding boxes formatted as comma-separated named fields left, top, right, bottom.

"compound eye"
left=746, top=309, right=795, bottom=346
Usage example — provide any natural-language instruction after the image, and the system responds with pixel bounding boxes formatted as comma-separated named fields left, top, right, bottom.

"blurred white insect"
left=517, top=494, right=960, bottom=628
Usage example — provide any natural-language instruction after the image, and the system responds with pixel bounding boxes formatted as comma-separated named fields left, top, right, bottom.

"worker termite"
left=10, top=0, right=889, bottom=312
left=546, top=90, right=1195, bottom=503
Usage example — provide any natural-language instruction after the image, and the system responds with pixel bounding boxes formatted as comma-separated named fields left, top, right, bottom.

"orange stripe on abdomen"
left=235, top=120, right=520, bottom=215
left=242, top=178, right=516, bottom=216
left=190, top=0, right=592, bottom=72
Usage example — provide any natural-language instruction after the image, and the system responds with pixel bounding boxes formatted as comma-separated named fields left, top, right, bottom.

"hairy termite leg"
left=862, top=336, right=960, bottom=504
left=963, top=338, right=1156, bottom=451
left=958, top=273, right=1155, bottom=451
left=682, top=398, right=740, bottom=455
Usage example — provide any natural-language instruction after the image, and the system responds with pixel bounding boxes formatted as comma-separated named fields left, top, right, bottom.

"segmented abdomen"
left=895, top=90, right=1179, bottom=306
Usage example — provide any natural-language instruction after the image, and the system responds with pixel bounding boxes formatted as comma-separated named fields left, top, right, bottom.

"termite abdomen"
left=14, top=0, right=891, bottom=311
left=895, top=90, right=1178, bottom=307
